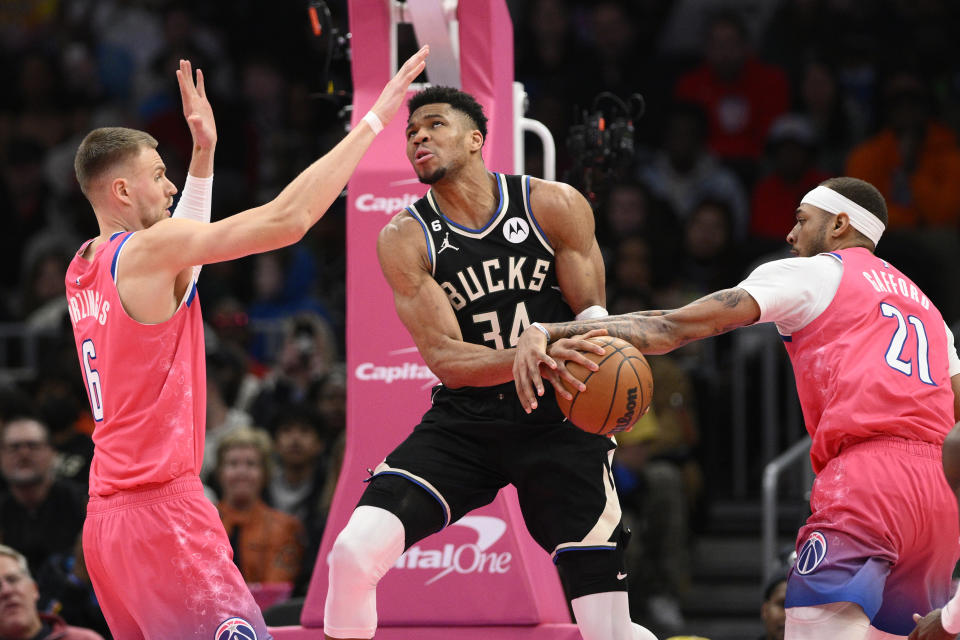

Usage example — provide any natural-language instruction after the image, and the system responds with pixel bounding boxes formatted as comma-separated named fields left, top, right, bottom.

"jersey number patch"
left=81, top=339, right=105, bottom=421
left=880, top=302, right=934, bottom=385
left=473, top=301, right=531, bottom=349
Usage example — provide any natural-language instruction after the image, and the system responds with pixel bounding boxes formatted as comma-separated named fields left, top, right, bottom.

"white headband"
left=800, top=185, right=885, bottom=246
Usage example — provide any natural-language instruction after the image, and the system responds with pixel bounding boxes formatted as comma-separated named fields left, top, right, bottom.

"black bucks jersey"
left=405, top=172, right=574, bottom=354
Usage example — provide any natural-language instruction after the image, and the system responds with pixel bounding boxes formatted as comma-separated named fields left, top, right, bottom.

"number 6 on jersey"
left=81, top=338, right=105, bottom=421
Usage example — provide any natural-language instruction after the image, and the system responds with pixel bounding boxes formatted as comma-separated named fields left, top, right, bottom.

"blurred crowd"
left=2, top=0, right=960, bottom=637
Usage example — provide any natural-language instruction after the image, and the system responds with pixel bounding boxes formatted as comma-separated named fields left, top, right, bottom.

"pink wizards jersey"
left=784, top=247, right=954, bottom=473
left=65, top=232, right=206, bottom=496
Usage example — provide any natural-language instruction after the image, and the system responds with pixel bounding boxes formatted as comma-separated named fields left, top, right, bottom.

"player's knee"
left=329, top=506, right=406, bottom=587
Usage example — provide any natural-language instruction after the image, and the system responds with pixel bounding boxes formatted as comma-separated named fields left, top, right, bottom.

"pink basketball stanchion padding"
left=269, top=1, right=581, bottom=638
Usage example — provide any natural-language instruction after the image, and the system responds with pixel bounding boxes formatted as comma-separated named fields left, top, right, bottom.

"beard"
left=418, top=166, right=447, bottom=185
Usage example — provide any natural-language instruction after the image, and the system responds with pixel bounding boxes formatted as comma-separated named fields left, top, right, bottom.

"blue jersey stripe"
left=110, top=232, right=135, bottom=281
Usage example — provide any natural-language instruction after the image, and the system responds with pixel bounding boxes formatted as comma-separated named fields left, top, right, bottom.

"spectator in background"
left=846, top=68, right=960, bottom=321
left=215, top=427, right=305, bottom=586
left=268, top=405, right=330, bottom=596
left=749, top=115, right=831, bottom=254
left=0, top=544, right=103, bottom=640
left=0, top=418, right=86, bottom=574
left=612, top=352, right=700, bottom=637
left=250, top=312, right=337, bottom=428
left=639, top=102, right=748, bottom=239
left=760, top=572, right=788, bottom=640
left=201, top=348, right=254, bottom=485
left=33, top=374, right=95, bottom=490
left=34, top=536, right=110, bottom=639
left=846, top=69, right=960, bottom=230
left=795, top=58, right=858, bottom=174
left=674, top=10, right=790, bottom=185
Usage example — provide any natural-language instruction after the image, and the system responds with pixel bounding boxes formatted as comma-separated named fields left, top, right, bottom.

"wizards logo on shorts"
left=215, top=617, right=257, bottom=640
left=795, top=531, right=828, bottom=575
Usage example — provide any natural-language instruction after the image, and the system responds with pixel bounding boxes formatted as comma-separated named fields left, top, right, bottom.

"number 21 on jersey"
left=81, top=339, right=105, bottom=421
left=880, top=302, right=934, bottom=385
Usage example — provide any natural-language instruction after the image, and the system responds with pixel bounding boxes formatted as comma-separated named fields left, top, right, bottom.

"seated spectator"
left=201, top=355, right=253, bottom=485
left=0, top=418, right=86, bottom=574
left=215, top=427, right=305, bottom=586
left=638, top=102, right=749, bottom=239
left=0, top=544, right=103, bottom=640
left=250, top=312, right=337, bottom=429
left=674, top=10, right=790, bottom=185
left=268, top=405, right=330, bottom=596
left=33, top=374, right=95, bottom=489
left=759, top=572, right=787, bottom=640
left=846, top=68, right=960, bottom=321
left=749, top=114, right=831, bottom=253
left=34, top=536, right=109, bottom=638
left=614, top=354, right=701, bottom=637
left=846, top=68, right=960, bottom=230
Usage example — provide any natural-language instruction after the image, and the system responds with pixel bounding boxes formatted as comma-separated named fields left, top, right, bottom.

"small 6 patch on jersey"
left=215, top=617, right=257, bottom=640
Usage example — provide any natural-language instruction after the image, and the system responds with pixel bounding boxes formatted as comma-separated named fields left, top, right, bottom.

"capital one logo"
left=354, top=193, right=421, bottom=214
left=395, top=515, right=512, bottom=585
left=355, top=346, right=440, bottom=388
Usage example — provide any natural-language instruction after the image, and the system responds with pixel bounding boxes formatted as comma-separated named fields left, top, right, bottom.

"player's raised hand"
left=368, top=45, right=429, bottom=126
left=176, top=59, right=217, bottom=150
left=909, top=610, right=957, bottom=639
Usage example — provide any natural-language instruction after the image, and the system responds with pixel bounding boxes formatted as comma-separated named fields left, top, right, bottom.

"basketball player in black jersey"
left=321, top=87, right=657, bottom=640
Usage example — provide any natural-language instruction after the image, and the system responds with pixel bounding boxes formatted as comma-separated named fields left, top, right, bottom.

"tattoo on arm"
left=712, top=289, right=746, bottom=309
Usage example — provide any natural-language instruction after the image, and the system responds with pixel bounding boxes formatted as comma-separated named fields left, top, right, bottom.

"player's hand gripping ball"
left=555, top=336, right=653, bottom=436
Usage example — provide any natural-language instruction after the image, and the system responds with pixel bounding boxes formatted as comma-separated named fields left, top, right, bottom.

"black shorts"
left=367, top=383, right=621, bottom=558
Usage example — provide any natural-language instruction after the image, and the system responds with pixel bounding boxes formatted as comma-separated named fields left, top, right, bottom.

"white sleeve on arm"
left=946, top=322, right=960, bottom=377
left=171, top=173, right=213, bottom=281
left=736, top=255, right=843, bottom=336
left=942, top=578, right=960, bottom=633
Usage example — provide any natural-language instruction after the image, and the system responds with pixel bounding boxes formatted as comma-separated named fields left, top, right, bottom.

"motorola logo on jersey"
left=503, top=217, right=530, bottom=243
left=395, top=515, right=513, bottom=585
left=354, top=193, right=421, bottom=214
left=214, top=617, right=257, bottom=640
left=795, top=531, right=828, bottom=575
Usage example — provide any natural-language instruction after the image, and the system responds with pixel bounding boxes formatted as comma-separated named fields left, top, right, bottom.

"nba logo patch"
left=215, top=617, right=257, bottom=640
left=796, top=531, right=828, bottom=575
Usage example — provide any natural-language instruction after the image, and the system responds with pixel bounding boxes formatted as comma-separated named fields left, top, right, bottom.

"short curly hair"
left=408, top=86, right=488, bottom=142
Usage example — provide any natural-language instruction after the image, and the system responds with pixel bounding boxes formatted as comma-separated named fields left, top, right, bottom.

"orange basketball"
left=555, top=336, right=653, bottom=436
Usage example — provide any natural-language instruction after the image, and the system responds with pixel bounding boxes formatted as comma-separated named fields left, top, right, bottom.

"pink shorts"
left=83, top=476, right=271, bottom=640
left=786, top=437, right=960, bottom=635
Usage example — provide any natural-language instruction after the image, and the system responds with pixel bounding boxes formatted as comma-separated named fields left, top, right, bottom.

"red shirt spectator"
left=674, top=13, right=789, bottom=162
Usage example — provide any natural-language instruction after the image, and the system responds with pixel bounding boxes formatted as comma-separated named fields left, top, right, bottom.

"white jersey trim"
left=406, top=203, right=437, bottom=277
left=426, top=173, right=511, bottom=240
left=521, top=175, right=554, bottom=256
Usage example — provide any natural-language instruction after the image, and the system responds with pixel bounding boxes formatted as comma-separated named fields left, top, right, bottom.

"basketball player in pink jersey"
left=65, top=48, right=428, bottom=639
left=515, top=176, right=960, bottom=640
left=908, top=424, right=960, bottom=639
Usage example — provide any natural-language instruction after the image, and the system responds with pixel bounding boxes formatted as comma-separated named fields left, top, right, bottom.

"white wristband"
left=362, top=110, right=384, bottom=135
left=576, top=305, right=608, bottom=320
left=531, top=322, right=551, bottom=341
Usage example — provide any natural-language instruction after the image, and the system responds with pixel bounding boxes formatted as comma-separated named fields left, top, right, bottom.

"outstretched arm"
left=513, top=288, right=761, bottom=412
left=118, top=47, right=429, bottom=324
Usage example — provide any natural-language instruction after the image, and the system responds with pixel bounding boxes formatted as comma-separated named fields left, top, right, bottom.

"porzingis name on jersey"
left=440, top=256, right=551, bottom=310
left=68, top=288, right=111, bottom=325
